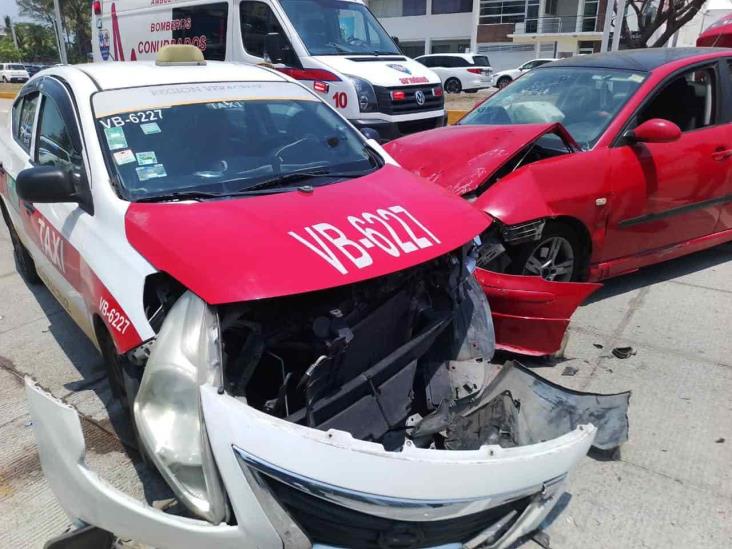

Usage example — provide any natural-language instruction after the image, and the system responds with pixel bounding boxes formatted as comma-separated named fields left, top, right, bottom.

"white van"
left=90, top=0, right=445, bottom=140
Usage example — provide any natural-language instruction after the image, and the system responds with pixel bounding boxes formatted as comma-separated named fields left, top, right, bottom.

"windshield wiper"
left=135, top=190, right=225, bottom=203
left=135, top=186, right=301, bottom=203
left=238, top=169, right=367, bottom=193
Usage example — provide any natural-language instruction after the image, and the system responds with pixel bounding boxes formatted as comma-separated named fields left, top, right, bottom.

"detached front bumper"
left=24, top=375, right=615, bottom=549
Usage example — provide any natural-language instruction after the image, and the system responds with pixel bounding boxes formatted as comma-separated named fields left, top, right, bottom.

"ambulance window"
left=240, top=1, right=293, bottom=60
left=171, top=2, right=228, bottom=61
left=35, top=96, right=81, bottom=172
left=15, top=93, right=39, bottom=153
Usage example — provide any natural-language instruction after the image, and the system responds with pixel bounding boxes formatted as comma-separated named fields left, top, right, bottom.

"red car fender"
left=475, top=269, right=601, bottom=356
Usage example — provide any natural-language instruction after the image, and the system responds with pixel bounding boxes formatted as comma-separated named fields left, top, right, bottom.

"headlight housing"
left=134, top=291, right=227, bottom=523
left=346, top=74, right=377, bottom=112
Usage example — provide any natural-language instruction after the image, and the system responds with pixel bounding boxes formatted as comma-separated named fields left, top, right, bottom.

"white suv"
left=490, top=58, right=558, bottom=89
left=415, top=53, right=492, bottom=94
left=0, top=63, right=30, bottom=83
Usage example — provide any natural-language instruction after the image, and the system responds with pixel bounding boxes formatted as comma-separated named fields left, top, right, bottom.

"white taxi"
left=0, top=46, right=628, bottom=549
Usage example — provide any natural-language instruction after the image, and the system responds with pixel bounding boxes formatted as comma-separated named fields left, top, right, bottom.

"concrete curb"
left=447, top=110, right=467, bottom=125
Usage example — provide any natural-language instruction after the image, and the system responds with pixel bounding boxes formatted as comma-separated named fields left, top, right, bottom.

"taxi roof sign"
left=155, top=45, right=206, bottom=66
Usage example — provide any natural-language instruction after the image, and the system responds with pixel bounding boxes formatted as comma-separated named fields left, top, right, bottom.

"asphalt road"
left=0, top=99, right=731, bottom=548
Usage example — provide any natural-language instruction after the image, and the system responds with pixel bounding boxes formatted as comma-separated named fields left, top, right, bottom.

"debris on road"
left=612, top=346, right=636, bottom=359
left=562, top=365, right=579, bottom=376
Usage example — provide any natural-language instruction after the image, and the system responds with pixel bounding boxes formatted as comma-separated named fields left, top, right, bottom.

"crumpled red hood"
left=385, top=124, right=574, bottom=195
left=125, top=165, right=490, bottom=304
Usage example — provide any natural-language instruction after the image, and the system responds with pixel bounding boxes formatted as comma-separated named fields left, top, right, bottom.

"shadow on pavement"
left=587, top=241, right=732, bottom=304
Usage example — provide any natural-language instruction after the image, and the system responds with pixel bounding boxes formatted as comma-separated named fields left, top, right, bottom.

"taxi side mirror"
left=16, top=165, right=92, bottom=214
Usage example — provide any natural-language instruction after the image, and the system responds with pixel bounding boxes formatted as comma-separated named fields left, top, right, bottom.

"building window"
left=400, top=40, right=426, bottom=57
left=430, top=39, right=471, bottom=53
left=583, top=0, right=599, bottom=31
left=432, top=0, right=473, bottom=14
left=479, top=0, right=528, bottom=25
left=370, top=0, right=426, bottom=18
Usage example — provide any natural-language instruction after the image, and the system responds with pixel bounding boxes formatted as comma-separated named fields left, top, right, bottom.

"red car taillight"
left=467, top=68, right=482, bottom=74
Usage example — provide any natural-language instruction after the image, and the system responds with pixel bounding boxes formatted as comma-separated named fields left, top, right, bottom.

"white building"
left=370, top=0, right=608, bottom=70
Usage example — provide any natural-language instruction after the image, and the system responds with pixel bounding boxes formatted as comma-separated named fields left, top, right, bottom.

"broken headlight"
left=134, top=291, right=227, bottom=523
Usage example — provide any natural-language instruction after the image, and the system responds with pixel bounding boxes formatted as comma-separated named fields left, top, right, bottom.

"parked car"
left=415, top=53, right=493, bottom=93
left=1, top=45, right=628, bottom=548
left=387, top=48, right=732, bottom=286
left=490, top=58, right=558, bottom=89
left=24, top=64, right=46, bottom=77
left=0, top=63, right=29, bottom=83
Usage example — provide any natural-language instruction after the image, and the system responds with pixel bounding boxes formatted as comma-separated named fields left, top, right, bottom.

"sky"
left=0, top=0, right=32, bottom=23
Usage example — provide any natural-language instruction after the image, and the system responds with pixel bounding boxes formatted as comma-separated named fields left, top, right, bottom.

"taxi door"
left=10, top=77, right=97, bottom=341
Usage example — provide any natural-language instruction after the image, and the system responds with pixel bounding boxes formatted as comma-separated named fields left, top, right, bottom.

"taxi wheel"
left=97, top=326, right=129, bottom=404
left=507, top=222, right=585, bottom=282
left=97, top=325, right=149, bottom=461
left=445, top=78, right=462, bottom=94
left=5, top=217, right=41, bottom=284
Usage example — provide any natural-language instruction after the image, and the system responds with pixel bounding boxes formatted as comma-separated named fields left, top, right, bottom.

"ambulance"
left=90, top=0, right=446, bottom=140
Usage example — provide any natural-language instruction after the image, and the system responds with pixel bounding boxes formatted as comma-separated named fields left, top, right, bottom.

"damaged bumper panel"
left=25, top=368, right=629, bottom=549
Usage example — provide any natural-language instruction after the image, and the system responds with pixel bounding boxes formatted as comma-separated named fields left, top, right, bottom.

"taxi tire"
left=96, top=325, right=148, bottom=461
left=3, top=210, right=41, bottom=284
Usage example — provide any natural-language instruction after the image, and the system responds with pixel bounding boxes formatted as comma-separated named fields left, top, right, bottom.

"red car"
left=386, top=48, right=732, bottom=285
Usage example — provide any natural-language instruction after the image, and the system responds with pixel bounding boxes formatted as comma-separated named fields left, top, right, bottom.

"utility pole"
left=611, top=0, right=627, bottom=52
left=52, top=0, right=68, bottom=64
left=600, top=0, right=615, bottom=52
left=10, top=21, right=18, bottom=50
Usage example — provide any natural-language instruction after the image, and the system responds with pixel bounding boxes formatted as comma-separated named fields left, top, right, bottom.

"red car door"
left=601, top=63, right=730, bottom=264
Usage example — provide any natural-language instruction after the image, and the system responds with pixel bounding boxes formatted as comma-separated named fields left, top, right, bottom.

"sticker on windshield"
left=141, top=122, right=161, bottom=135
left=113, top=149, right=136, bottom=165
left=136, top=164, right=167, bottom=181
left=136, top=151, right=157, bottom=166
left=104, top=126, right=128, bottom=150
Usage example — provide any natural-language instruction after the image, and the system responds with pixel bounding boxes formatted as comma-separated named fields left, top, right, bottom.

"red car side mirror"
left=626, top=118, right=681, bottom=144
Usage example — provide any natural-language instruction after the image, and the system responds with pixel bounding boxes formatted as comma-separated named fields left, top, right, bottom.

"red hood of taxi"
left=125, top=165, right=489, bottom=304
left=385, top=124, right=574, bottom=195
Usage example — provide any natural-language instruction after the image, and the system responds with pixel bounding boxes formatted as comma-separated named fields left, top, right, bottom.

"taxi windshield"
left=92, top=81, right=379, bottom=201
left=459, top=67, right=647, bottom=149
left=280, top=0, right=401, bottom=56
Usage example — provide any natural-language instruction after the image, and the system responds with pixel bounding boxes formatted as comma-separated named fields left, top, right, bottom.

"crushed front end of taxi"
left=26, top=241, right=629, bottom=549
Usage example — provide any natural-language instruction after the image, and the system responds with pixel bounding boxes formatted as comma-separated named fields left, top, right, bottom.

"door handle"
left=712, top=148, right=732, bottom=161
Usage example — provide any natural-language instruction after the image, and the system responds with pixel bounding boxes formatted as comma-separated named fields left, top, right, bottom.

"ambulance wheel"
left=4, top=212, right=40, bottom=284
left=445, top=78, right=462, bottom=94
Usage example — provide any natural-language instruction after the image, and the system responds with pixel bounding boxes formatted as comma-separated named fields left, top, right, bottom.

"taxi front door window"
left=15, top=93, right=39, bottom=153
left=35, top=96, right=81, bottom=172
